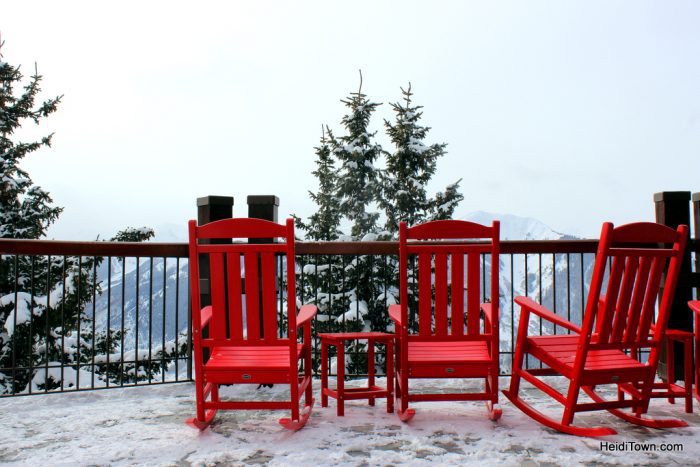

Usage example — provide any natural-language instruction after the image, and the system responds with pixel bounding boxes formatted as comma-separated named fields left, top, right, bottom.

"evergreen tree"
left=300, top=79, right=466, bottom=367
left=0, top=38, right=62, bottom=240
left=294, top=127, right=363, bottom=375
left=327, top=74, right=389, bottom=340
left=294, top=126, right=341, bottom=242
left=430, top=179, right=464, bottom=221
left=0, top=40, right=185, bottom=393
left=330, top=72, right=383, bottom=239
left=381, top=83, right=463, bottom=234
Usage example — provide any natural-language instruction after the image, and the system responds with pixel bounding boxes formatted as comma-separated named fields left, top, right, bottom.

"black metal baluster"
left=106, top=256, right=112, bottom=388
left=60, top=256, right=66, bottom=391
left=76, top=256, right=82, bottom=391
left=28, top=256, right=35, bottom=395
left=11, top=255, right=18, bottom=395
left=552, top=254, right=557, bottom=335
left=120, top=256, right=126, bottom=386
left=44, top=255, right=51, bottom=393
left=91, top=258, right=97, bottom=389
left=135, top=257, right=140, bottom=385
left=174, top=257, right=179, bottom=381
left=148, top=257, right=153, bottom=384
left=162, top=257, right=167, bottom=382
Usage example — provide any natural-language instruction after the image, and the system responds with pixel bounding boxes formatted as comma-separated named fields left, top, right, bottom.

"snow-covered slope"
left=90, top=257, right=189, bottom=351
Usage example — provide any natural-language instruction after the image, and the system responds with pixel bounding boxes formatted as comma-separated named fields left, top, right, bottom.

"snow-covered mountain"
left=462, top=211, right=565, bottom=240
left=90, top=257, right=189, bottom=352
left=459, top=211, right=594, bottom=371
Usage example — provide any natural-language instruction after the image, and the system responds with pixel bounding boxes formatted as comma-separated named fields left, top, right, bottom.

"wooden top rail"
left=298, top=240, right=599, bottom=255
left=0, top=239, right=190, bottom=257
left=0, top=238, right=601, bottom=257
left=1, top=237, right=697, bottom=258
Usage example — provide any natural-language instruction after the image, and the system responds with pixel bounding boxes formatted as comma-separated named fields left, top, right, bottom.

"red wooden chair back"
left=579, top=222, right=688, bottom=364
left=504, top=221, right=689, bottom=436
left=188, top=217, right=298, bottom=345
left=399, top=219, right=500, bottom=338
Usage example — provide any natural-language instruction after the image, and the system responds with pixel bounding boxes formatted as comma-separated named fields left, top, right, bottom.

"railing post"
left=191, top=196, right=234, bottom=377
left=654, top=191, right=692, bottom=381
left=196, top=196, right=235, bottom=307
left=247, top=195, right=279, bottom=242
left=247, top=196, right=279, bottom=342
left=693, top=192, right=700, bottom=291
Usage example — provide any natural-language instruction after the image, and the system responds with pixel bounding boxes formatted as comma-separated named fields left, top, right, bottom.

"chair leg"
left=386, top=340, right=394, bottom=414
left=195, top=379, right=206, bottom=422
left=667, top=339, right=676, bottom=405
left=186, top=380, right=217, bottom=431
left=279, top=348, right=316, bottom=431
left=305, top=344, right=313, bottom=407
left=507, top=311, right=530, bottom=398
left=561, top=381, right=581, bottom=427
left=486, top=373, right=502, bottom=421
left=337, top=342, right=345, bottom=417
left=684, top=338, right=693, bottom=413
left=368, top=339, right=375, bottom=407
left=397, top=370, right=415, bottom=422
left=394, top=338, right=415, bottom=421
left=321, top=341, right=329, bottom=408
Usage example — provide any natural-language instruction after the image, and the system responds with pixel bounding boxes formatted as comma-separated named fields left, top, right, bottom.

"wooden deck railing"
left=0, top=236, right=696, bottom=397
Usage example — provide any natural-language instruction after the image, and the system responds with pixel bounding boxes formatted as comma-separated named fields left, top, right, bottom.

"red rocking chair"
left=504, top=222, right=689, bottom=436
left=391, top=219, right=502, bottom=421
left=186, top=217, right=317, bottom=431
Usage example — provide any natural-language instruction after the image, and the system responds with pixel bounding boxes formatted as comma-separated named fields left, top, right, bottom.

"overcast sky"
left=2, top=1, right=699, bottom=240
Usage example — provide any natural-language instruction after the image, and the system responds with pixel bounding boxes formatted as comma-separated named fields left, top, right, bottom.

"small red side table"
left=319, top=332, right=394, bottom=416
left=649, top=329, right=694, bottom=413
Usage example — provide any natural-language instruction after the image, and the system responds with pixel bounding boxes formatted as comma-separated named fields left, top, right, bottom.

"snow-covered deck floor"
left=1, top=378, right=699, bottom=466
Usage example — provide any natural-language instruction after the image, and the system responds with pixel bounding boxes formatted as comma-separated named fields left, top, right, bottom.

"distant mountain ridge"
left=461, top=210, right=569, bottom=240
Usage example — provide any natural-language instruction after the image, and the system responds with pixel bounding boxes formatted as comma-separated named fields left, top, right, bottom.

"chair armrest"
left=689, top=300, right=700, bottom=315
left=296, top=304, right=317, bottom=328
left=388, top=304, right=402, bottom=327
left=514, top=296, right=581, bottom=334
left=481, top=303, right=496, bottom=329
left=200, top=306, right=213, bottom=328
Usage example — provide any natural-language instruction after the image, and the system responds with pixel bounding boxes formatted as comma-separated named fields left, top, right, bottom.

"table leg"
left=684, top=336, right=693, bottom=413
left=321, top=340, right=328, bottom=408
left=368, top=338, right=375, bottom=407
left=668, top=338, right=676, bottom=404
left=387, top=339, right=394, bottom=413
left=338, top=341, right=345, bottom=416
left=693, top=313, right=700, bottom=401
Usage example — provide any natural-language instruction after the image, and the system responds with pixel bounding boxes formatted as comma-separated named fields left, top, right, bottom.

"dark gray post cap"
left=653, top=192, right=691, bottom=202
left=247, top=195, right=280, bottom=206
left=197, top=196, right=234, bottom=207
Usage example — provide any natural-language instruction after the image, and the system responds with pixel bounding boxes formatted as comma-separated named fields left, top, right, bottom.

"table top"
left=318, top=331, right=395, bottom=341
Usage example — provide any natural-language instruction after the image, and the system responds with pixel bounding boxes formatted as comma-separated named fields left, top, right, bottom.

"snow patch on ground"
left=1, top=378, right=699, bottom=465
